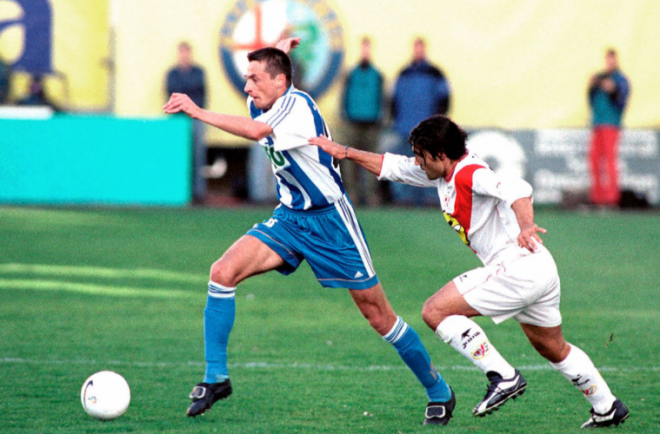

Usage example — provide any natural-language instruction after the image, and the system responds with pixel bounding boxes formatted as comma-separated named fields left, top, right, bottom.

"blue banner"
left=0, top=0, right=53, bottom=73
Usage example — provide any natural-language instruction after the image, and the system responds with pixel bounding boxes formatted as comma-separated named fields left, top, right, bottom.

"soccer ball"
left=80, top=371, right=131, bottom=420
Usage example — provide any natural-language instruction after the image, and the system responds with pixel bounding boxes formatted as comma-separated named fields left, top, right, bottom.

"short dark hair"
left=408, top=115, right=468, bottom=160
left=247, top=47, right=292, bottom=87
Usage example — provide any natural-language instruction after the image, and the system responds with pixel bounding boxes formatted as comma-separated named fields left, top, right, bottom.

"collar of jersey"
left=444, top=152, right=470, bottom=182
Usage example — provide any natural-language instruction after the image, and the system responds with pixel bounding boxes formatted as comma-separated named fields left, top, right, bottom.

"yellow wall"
left=4, top=1, right=659, bottom=132
left=112, top=0, right=250, bottom=144
left=0, top=1, right=108, bottom=109
left=340, top=0, right=660, bottom=130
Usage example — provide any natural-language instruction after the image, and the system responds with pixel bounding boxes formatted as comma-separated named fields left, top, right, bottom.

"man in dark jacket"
left=166, top=42, right=208, bottom=204
left=391, top=38, right=451, bottom=205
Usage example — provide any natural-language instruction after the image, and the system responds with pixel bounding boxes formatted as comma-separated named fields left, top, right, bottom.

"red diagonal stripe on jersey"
left=451, top=164, right=483, bottom=246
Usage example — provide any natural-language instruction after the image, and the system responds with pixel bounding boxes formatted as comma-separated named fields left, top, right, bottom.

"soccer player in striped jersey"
left=310, top=115, right=629, bottom=428
left=163, top=40, right=455, bottom=425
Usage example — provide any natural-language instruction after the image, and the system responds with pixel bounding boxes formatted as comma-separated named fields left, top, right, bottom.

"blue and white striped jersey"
left=247, top=86, right=345, bottom=210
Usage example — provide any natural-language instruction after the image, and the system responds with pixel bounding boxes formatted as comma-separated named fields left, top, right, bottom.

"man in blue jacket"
left=587, top=49, right=630, bottom=207
left=391, top=38, right=450, bottom=205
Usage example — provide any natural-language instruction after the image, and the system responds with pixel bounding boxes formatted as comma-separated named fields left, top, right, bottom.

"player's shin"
left=384, top=316, right=452, bottom=402
left=435, top=315, right=516, bottom=379
left=204, top=281, right=236, bottom=384
left=550, top=344, right=616, bottom=414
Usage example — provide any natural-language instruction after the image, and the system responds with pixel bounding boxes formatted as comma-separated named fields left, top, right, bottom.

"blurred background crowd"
left=0, top=0, right=657, bottom=209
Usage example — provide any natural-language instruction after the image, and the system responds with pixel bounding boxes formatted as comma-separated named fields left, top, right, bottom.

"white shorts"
left=454, top=248, right=562, bottom=327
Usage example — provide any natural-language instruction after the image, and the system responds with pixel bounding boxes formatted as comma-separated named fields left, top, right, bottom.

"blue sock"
left=384, top=316, right=452, bottom=402
left=203, top=281, right=236, bottom=384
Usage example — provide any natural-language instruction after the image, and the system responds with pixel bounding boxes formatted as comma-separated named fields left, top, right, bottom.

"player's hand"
left=163, top=93, right=202, bottom=118
left=275, top=37, right=301, bottom=54
left=309, top=135, right=348, bottom=160
left=517, top=223, right=546, bottom=253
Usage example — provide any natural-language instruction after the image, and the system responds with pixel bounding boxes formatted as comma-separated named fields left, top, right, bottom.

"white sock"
left=550, top=344, right=616, bottom=414
left=436, top=315, right=516, bottom=379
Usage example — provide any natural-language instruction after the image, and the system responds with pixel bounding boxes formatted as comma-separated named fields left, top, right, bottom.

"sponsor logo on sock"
left=583, top=385, right=597, bottom=396
left=571, top=374, right=591, bottom=388
left=460, top=329, right=482, bottom=349
left=471, top=342, right=489, bottom=359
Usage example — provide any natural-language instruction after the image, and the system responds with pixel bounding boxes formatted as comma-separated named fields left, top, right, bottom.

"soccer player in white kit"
left=164, top=41, right=456, bottom=425
left=310, top=115, right=629, bottom=428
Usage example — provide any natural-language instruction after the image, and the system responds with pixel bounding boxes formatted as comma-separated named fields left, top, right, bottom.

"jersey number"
left=263, top=137, right=287, bottom=168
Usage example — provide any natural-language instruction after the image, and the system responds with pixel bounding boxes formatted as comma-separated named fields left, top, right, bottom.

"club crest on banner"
left=219, top=0, right=344, bottom=99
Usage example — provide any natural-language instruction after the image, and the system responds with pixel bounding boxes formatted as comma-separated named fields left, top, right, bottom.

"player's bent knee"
left=421, top=299, right=446, bottom=329
left=210, top=259, right=241, bottom=288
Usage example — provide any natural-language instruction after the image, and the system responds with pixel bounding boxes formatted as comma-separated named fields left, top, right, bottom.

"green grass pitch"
left=1, top=206, right=658, bottom=433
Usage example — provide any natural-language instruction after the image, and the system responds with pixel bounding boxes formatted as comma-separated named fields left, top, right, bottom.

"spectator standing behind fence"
left=17, top=75, right=60, bottom=112
left=340, top=37, right=384, bottom=206
left=166, top=42, right=208, bottom=204
left=587, top=48, right=630, bottom=208
left=390, top=38, right=450, bottom=206
left=0, top=55, right=10, bottom=104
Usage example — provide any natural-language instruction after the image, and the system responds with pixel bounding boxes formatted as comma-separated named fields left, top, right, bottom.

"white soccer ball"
left=80, top=371, right=131, bottom=420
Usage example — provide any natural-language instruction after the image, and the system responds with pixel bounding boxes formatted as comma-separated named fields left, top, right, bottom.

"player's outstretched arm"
left=511, top=197, right=547, bottom=252
left=309, top=136, right=383, bottom=175
left=163, top=93, right=272, bottom=141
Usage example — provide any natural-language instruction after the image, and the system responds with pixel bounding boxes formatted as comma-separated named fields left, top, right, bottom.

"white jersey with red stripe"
left=378, top=150, right=535, bottom=266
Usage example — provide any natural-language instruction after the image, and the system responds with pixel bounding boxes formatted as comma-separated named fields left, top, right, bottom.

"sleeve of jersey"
left=471, top=168, right=533, bottom=207
left=377, top=153, right=437, bottom=188
left=255, top=96, right=314, bottom=152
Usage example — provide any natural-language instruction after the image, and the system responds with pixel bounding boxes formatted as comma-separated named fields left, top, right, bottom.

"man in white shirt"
left=310, top=115, right=629, bottom=428
left=164, top=40, right=455, bottom=425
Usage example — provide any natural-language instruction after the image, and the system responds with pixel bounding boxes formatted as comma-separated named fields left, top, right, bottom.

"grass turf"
left=1, top=206, right=658, bottom=433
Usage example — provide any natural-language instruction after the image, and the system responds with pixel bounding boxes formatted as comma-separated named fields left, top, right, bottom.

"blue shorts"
left=246, top=195, right=379, bottom=290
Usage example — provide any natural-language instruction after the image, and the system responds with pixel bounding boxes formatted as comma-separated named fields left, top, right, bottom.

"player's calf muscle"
left=363, top=309, right=396, bottom=335
left=350, top=286, right=397, bottom=335
left=521, top=324, right=570, bottom=363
